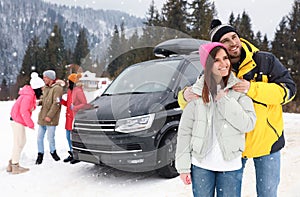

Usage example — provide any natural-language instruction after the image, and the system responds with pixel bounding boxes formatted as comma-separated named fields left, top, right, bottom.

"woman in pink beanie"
left=7, top=72, right=44, bottom=174
left=175, top=43, right=256, bottom=197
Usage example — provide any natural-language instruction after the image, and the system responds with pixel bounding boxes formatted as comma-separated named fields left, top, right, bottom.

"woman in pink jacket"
left=61, top=73, right=88, bottom=164
left=7, top=72, right=44, bottom=174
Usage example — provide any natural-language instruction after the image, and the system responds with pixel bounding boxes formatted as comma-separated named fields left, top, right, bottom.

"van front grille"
left=72, top=119, right=143, bottom=153
left=74, top=119, right=116, bottom=134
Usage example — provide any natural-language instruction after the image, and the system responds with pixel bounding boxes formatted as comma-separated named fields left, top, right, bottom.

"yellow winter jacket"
left=178, top=38, right=296, bottom=158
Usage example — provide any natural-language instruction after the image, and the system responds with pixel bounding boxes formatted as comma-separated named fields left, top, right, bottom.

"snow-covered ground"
left=0, top=99, right=299, bottom=197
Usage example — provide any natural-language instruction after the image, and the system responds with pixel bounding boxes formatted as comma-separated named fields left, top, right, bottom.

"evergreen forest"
left=0, top=0, right=299, bottom=112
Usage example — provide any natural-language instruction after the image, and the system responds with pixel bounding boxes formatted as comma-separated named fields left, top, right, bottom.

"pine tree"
left=0, top=78, right=9, bottom=101
left=119, top=21, right=128, bottom=58
left=16, top=36, right=43, bottom=89
left=283, top=0, right=300, bottom=107
left=142, top=1, right=167, bottom=46
left=261, top=34, right=270, bottom=51
left=272, top=18, right=288, bottom=59
left=236, top=11, right=255, bottom=43
left=254, top=31, right=269, bottom=51
left=228, top=12, right=235, bottom=26
left=161, top=0, right=189, bottom=35
left=188, top=0, right=217, bottom=40
left=271, top=1, right=300, bottom=111
left=73, top=28, right=90, bottom=71
left=107, top=25, right=121, bottom=77
left=144, top=0, right=161, bottom=27
left=44, top=24, right=66, bottom=79
left=65, top=48, right=73, bottom=67
left=286, top=0, right=300, bottom=78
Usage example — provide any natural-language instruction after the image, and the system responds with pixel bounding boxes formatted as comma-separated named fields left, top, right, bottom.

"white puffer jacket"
left=175, top=72, right=256, bottom=174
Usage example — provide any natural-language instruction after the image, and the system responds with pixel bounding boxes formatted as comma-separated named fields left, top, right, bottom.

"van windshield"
left=104, top=59, right=181, bottom=94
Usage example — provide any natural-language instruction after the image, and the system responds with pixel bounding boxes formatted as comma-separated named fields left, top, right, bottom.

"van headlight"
left=115, top=114, right=155, bottom=133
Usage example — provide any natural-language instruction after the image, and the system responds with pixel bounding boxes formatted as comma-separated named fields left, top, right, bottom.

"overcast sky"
left=43, top=0, right=295, bottom=40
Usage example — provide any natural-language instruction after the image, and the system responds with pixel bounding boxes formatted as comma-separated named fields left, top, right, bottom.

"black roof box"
left=153, top=38, right=209, bottom=57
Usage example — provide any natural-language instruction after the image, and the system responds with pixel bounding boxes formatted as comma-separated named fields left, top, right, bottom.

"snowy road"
left=0, top=101, right=299, bottom=196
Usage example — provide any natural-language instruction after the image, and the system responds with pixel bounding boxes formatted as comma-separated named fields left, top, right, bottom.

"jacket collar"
left=192, top=72, right=240, bottom=96
left=236, top=38, right=259, bottom=78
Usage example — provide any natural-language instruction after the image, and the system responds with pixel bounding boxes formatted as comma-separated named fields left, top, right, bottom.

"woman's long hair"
left=202, top=46, right=232, bottom=104
left=69, top=80, right=75, bottom=90
left=33, top=88, right=43, bottom=99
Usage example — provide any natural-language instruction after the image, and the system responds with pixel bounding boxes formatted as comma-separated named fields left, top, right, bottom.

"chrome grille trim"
left=74, top=127, right=114, bottom=132
left=73, top=146, right=142, bottom=154
left=74, top=120, right=116, bottom=132
left=75, top=123, right=115, bottom=127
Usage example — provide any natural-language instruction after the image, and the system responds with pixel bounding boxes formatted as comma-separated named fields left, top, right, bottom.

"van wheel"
left=156, top=131, right=179, bottom=178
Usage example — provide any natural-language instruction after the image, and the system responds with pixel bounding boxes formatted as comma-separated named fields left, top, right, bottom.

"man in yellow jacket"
left=178, top=19, right=296, bottom=197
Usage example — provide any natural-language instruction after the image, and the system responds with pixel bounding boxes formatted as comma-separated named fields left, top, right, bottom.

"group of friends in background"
left=5, top=18, right=297, bottom=197
left=7, top=69, right=88, bottom=174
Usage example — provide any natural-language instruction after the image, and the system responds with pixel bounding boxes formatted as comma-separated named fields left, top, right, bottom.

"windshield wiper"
left=101, top=93, right=112, bottom=96
left=102, top=92, right=149, bottom=96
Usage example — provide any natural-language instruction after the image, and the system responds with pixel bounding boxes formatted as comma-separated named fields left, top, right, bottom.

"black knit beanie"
left=209, top=19, right=238, bottom=42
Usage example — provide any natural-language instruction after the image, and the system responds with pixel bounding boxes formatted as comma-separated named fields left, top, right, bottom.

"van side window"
left=177, top=61, right=202, bottom=90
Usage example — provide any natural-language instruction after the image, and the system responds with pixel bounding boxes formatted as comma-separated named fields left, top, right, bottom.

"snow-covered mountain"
left=0, top=0, right=144, bottom=83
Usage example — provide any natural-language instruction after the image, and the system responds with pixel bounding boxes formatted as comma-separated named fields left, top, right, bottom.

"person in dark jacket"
left=35, top=70, right=64, bottom=164
left=61, top=73, right=88, bottom=164
left=178, top=19, right=296, bottom=197
left=7, top=72, right=44, bottom=174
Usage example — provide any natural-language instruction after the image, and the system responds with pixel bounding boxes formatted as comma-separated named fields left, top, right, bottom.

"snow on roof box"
left=153, top=38, right=209, bottom=57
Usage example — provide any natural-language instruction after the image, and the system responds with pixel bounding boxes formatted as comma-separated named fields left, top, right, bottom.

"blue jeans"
left=37, top=125, right=57, bottom=153
left=242, top=151, right=280, bottom=197
left=66, top=130, right=72, bottom=151
left=191, top=164, right=243, bottom=197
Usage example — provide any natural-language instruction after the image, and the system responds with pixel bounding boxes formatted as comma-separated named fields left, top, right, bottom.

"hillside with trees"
left=0, top=0, right=143, bottom=100
left=0, top=0, right=299, bottom=112
left=104, top=0, right=300, bottom=112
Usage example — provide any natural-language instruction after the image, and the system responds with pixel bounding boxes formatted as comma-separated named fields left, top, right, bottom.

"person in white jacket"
left=175, top=42, right=256, bottom=197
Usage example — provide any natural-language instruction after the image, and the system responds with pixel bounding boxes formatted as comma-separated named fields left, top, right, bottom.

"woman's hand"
left=215, top=89, right=229, bottom=101
left=183, top=86, right=199, bottom=102
left=179, top=173, right=192, bottom=185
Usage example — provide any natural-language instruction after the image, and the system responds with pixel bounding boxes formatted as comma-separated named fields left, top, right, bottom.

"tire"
left=156, top=131, right=179, bottom=178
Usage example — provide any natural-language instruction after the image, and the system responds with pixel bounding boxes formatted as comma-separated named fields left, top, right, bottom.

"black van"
left=71, top=38, right=205, bottom=178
